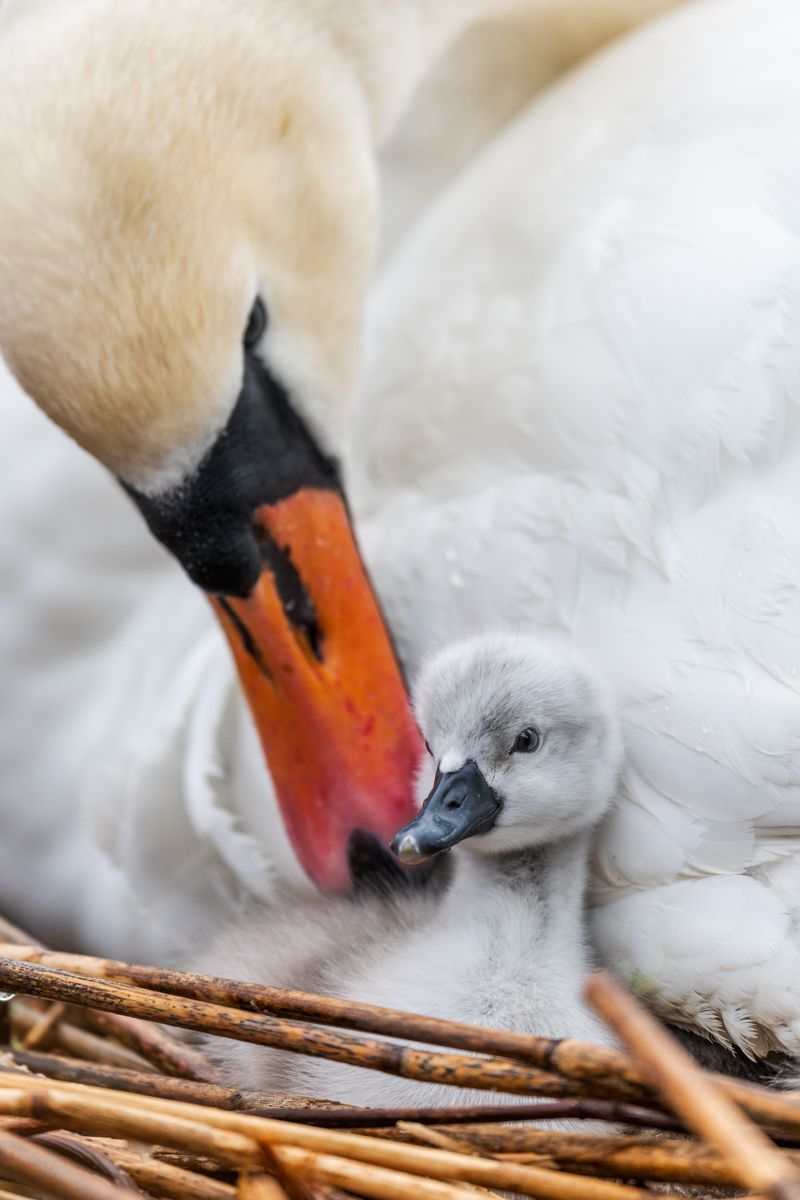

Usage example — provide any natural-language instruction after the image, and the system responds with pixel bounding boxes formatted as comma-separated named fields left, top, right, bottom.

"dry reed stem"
left=84, top=1140, right=238, bottom=1200
left=8, top=1048, right=345, bottom=1117
left=0, top=1127, right=133, bottom=1200
left=10, top=998, right=157, bottom=1072
left=32, top=1131, right=138, bottom=1189
left=3, top=945, right=799, bottom=1134
left=238, top=1176, right=290, bottom=1200
left=0, top=1082, right=266, bottom=1168
left=587, top=971, right=800, bottom=1198
left=0, top=1118, right=44, bottom=1137
left=440, top=1126, right=792, bottom=1186
left=0, top=921, right=36, bottom=949
left=0, top=957, right=614, bottom=1101
left=0, top=1074, right=680, bottom=1199
left=275, top=1146, right=487, bottom=1200
left=81, top=1007, right=223, bottom=1083
left=19, top=1002, right=67, bottom=1051
left=5, top=1049, right=684, bottom=1132
left=151, top=1148, right=239, bottom=1174
left=355, top=1100, right=681, bottom=1134
left=0, top=946, right=650, bottom=1097
left=0, top=933, right=219, bottom=1084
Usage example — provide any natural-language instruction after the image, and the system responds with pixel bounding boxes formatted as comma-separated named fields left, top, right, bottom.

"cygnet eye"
left=512, top=726, right=541, bottom=754
left=424, top=739, right=433, bottom=756
left=244, top=297, right=268, bottom=349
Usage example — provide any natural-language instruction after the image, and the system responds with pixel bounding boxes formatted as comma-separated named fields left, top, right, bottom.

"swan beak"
left=391, top=760, right=501, bottom=863
left=213, top=487, right=423, bottom=891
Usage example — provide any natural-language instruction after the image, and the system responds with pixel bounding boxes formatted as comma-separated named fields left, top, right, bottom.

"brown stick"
left=5, top=1048, right=683, bottom=1133
left=0, top=919, right=40, bottom=948
left=434, top=1126, right=800, bottom=1187
left=0, top=1187, right=57, bottom=1200
left=0, top=957, right=619, bottom=1101
left=19, top=1002, right=67, bottom=1050
left=0, top=932, right=219, bottom=1083
left=32, top=1131, right=138, bottom=1190
left=3, top=945, right=798, bottom=1134
left=0, top=1127, right=135, bottom=1200
left=0, top=1083, right=265, bottom=1169
left=8, top=1048, right=346, bottom=1116
left=587, top=971, right=800, bottom=1197
left=0, top=1075, right=677, bottom=1199
left=272, top=1146, right=488, bottom=1200
left=11, top=997, right=158, bottom=1072
left=0, top=946, right=650, bottom=1095
left=80, top=1007, right=223, bottom=1083
left=238, top=1177, right=290, bottom=1200
left=93, top=1141, right=238, bottom=1200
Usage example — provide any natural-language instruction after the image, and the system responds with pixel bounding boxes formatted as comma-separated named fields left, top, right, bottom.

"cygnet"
left=192, top=632, right=623, bottom=1116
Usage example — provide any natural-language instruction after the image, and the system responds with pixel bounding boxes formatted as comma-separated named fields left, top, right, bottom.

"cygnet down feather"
left=190, top=632, right=622, bottom=1116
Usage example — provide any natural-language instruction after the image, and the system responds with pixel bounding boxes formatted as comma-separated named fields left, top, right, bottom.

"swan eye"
left=512, top=727, right=540, bottom=754
left=424, top=740, right=433, bottom=756
left=244, top=297, right=267, bottom=349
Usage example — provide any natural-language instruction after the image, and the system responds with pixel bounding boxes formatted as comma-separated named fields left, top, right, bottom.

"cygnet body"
left=193, top=632, right=622, bottom=1113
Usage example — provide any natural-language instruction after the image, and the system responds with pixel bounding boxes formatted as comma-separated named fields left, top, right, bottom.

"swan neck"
left=306, top=0, right=522, bottom=143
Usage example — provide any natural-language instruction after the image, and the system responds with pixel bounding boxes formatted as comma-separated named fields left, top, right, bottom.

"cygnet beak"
left=391, top=760, right=501, bottom=863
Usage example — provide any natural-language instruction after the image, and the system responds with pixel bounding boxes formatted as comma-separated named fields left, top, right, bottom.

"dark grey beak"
left=391, top=760, right=501, bottom=864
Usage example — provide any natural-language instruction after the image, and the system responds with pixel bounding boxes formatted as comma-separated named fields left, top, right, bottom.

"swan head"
left=0, top=1, right=421, bottom=889
left=392, top=632, right=622, bottom=863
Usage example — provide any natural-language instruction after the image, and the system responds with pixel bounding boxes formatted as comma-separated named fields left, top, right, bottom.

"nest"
left=0, top=914, right=799, bottom=1200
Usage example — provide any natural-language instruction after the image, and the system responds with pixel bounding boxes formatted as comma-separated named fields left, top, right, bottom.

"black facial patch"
left=215, top=597, right=273, bottom=679
left=253, top=522, right=322, bottom=660
left=125, top=352, right=340, bottom=598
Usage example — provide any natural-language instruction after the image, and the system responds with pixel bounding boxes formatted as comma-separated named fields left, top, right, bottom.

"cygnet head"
left=392, top=632, right=622, bottom=863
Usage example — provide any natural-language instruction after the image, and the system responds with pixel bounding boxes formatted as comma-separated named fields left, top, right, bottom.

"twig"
left=3, top=945, right=799, bottom=1133
left=64, top=1136, right=238, bottom=1200
left=0, top=946, right=650, bottom=1098
left=19, top=1002, right=67, bottom=1050
left=0, top=1127, right=135, bottom=1200
left=355, top=1099, right=681, bottom=1133
left=587, top=971, right=800, bottom=1198
left=0, top=933, right=219, bottom=1083
left=436, top=1125, right=800, bottom=1187
left=4, top=1050, right=682, bottom=1130
left=272, top=1146, right=487, bottom=1200
left=0, top=957, right=619, bottom=1101
left=0, top=1075, right=682, bottom=1199
left=238, top=1177, right=291, bottom=1200
left=11, top=998, right=158, bottom=1072
left=0, top=919, right=39, bottom=948
left=80, top=1007, right=223, bottom=1083
left=8, top=1049, right=343, bottom=1116
left=32, top=1131, right=138, bottom=1190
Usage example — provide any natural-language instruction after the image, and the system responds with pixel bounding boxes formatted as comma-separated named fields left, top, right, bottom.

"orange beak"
left=212, top=488, right=423, bottom=891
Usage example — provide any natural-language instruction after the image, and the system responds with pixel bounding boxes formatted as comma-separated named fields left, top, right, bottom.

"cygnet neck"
left=442, top=830, right=595, bottom=967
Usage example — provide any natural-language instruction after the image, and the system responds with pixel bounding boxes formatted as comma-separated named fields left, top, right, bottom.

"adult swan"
left=353, top=0, right=800, bottom=1057
left=3, top=0, right=799, bottom=1059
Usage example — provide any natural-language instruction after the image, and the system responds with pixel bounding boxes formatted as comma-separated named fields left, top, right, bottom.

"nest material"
left=0, top=915, right=799, bottom=1200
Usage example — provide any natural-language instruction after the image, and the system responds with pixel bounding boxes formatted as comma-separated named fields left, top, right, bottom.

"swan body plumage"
left=1, top=0, right=800, bottom=1060
left=195, top=632, right=619, bottom=1111
left=0, top=0, right=675, bottom=950
left=354, top=0, right=800, bottom=1055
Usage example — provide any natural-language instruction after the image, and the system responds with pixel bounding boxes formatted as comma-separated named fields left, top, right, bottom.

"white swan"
left=0, top=0, right=674, bottom=953
left=353, top=0, right=800, bottom=1056
left=3, top=0, right=798, bottom=1062
left=195, top=632, right=619, bottom=1110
